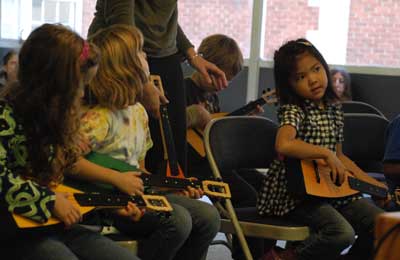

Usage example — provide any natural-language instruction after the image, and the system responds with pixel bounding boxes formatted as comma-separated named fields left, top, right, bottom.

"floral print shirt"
left=79, top=103, right=153, bottom=167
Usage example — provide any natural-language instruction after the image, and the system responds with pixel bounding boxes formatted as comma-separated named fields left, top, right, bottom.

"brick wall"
left=179, top=0, right=253, bottom=57
left=263, top=0, right=319, bottom=60
left=80, top=0, right=400, bottom=67
left=347, top=0, right=400, bottom=67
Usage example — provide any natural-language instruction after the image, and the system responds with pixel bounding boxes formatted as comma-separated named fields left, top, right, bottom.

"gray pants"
left=287, top=197, right=384, bottom=260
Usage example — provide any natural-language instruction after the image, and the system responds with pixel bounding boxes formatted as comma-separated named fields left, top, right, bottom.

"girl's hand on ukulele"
left=53, top=192, right=82, bottom=228
left=325, top=151, right=346, bottom=185
left=114, top=201, right=144, bottom=222
left=113, top=172, right=144, bottom=196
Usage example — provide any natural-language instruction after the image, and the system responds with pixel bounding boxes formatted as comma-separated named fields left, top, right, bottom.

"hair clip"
left=297, top=40, right=312, bottom=47
left=80, top=41, right=90, bottom=62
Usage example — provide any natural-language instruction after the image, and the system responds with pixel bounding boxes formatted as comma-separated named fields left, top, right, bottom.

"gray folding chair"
left=204, top=116, right=309, bottom=260
left=343, top=113, right=390, bottom=181
left=342, top=101, right=386, bottom=119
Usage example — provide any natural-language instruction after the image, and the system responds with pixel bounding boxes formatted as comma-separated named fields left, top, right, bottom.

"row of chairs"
left=89, top=100, right=387, bottom=259
left=204, top=100, right=389, bottom=260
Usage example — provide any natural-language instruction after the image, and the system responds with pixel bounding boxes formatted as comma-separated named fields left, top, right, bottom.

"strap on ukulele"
left=151, top=75, right=185, bottom=179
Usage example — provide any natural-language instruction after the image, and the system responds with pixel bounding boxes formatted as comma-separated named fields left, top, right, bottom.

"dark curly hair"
left=1, top=24, right=99, bottom=186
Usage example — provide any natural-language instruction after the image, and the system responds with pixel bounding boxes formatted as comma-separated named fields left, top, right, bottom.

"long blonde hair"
left=86, top=24, right=148, bottom=110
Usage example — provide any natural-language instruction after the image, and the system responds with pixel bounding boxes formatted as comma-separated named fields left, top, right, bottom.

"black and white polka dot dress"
left=257, top=100, right=361, bottom=216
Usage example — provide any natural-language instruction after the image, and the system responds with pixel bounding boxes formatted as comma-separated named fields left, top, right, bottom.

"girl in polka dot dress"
left=259, top=39, right=384, bottom=260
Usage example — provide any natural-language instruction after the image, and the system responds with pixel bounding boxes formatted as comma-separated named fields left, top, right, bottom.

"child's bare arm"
left=276, top=125, right=332, bottom=159
left=276, top=125, right=346, bottom=184
left=72, top=157, right=144, bottom=195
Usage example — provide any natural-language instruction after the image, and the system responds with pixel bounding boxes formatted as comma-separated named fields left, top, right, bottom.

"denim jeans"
left=113, top=194, right=220, bottom=260
left=11, top=225, right=139, bottom=260
left=287, top=197, right=384, bottom=260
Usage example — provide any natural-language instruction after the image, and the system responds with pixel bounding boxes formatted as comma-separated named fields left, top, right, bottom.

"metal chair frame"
left=204, top=116, right=310, bottom=260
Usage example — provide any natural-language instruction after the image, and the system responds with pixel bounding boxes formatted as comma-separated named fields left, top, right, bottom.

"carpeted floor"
left=207, top=233, right=233, bottom=260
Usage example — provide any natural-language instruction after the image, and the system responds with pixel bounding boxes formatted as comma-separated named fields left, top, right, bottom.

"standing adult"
left=88, top=0, right=227, bottom=174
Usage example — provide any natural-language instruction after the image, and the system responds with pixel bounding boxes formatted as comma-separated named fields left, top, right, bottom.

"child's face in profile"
left=3, top=54, right=18, bottom=82
left=290, top=52, right=328, bottom=103
left=138, top=50, right=149, bottom=78
left=332, top=72, right=345, bottom=97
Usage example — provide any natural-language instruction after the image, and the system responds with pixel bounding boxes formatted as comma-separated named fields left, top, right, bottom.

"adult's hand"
left=141, top=81, right=169, bottom=119
left=189, top=55, right=228, bottom=91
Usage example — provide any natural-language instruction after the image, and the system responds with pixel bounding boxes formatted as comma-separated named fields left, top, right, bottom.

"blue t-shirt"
left=384, top=115, right=400, bottom=162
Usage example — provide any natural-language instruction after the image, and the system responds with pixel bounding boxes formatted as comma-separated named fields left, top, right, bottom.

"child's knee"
left=167, top=204, right=193, bottom=240
left=332, top=228, right=356, bottom=251
left=199, top=203, right=221, bottom=234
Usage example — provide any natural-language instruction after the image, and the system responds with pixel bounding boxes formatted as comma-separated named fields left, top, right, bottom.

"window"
left=262, top=0, right=400, bottom=68
left=178, top=0, right=254, bottom=59
left=0, top=0, right=82, bottom=41
left=1, top=0, right=399, bottom=69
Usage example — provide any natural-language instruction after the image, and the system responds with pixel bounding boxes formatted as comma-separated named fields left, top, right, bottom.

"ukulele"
left=286, top=158, right=388, bottom=198
left=187, top=88, right=277, bottom=157
left=81, top=151, right=230, bottom=199
left=150, top=75, right=231, bottom=198
left=11, top=184, right=172, bottom=229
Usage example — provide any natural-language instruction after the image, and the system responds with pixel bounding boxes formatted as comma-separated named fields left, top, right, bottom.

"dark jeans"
left=286, top=197, right=384, bottom=260
left=10, top=225, right=139, bottom=260
left=145, top=53, right=187, bottom=175
left=111, top=194, right=220, bottom=260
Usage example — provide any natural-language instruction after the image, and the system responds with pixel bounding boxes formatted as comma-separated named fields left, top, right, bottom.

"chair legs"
left=224, top=199, right=254, bottom=260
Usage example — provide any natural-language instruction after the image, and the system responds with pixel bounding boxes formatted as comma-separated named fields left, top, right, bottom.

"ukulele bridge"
left=202, top=180, right=231, bottom=199
left=142, top=195, right=173, bottom=212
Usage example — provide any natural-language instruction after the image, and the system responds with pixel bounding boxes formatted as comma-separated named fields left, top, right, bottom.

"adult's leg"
left=166, top=194, right=221, bottom=260
left=146, top=53, right=187, bottom=174
left=338, top=198, right=384, bottom=259
left=113, top=203, right=192, bottom=260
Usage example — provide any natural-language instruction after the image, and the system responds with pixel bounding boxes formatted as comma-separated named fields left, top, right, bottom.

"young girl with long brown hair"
left=0, top=23, right=140, bottom=260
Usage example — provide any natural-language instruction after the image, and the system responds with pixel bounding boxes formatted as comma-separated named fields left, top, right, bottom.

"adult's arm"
left=177, top=24, right=228, bottom=90
left=88, top=0, right=135, bottom=36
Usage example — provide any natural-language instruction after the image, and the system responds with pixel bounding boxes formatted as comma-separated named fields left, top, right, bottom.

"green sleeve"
left=0, top=103, right=55, bottom=223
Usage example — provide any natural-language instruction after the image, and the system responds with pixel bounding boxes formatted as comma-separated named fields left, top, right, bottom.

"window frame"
left=0, top=0, right=82, bottom=44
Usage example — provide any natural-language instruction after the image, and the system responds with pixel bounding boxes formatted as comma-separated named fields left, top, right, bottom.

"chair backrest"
left=205, top=117, right=311, bottom=260
left=342, top=101, right=386, bottom=118
left=204, top=116, right=278, bottom=173
left=343, top=113, right=389, bottom=172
